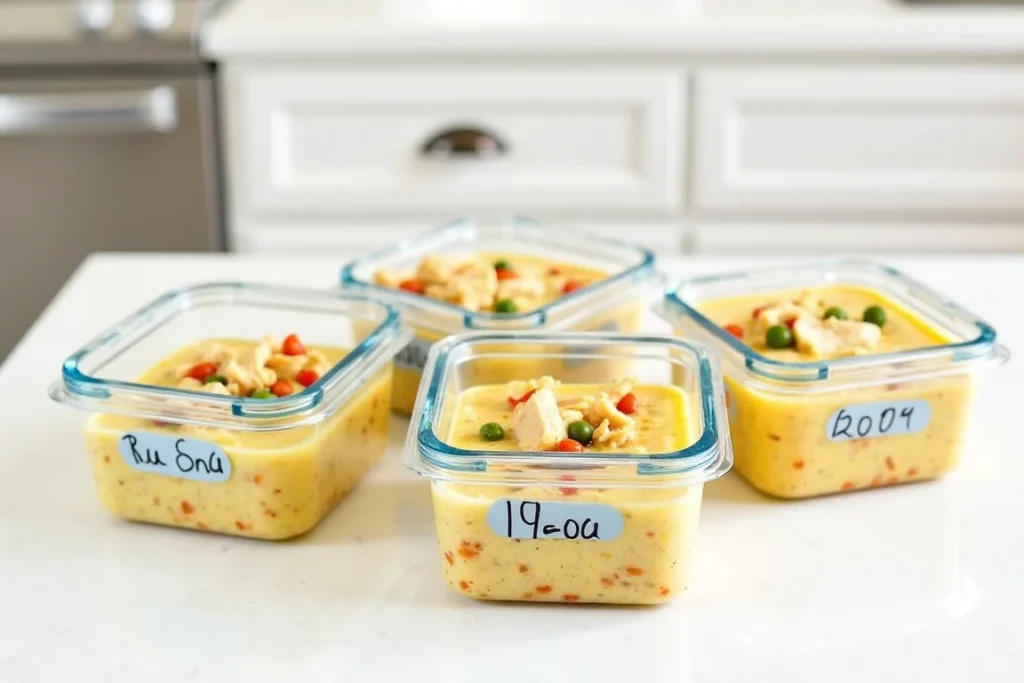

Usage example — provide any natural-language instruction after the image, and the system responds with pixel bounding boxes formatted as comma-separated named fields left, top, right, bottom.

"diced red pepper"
left=562, top=280, right=584, bottom=294
left=281, top=334, right=305, bottom=356
left=508, top=388, right=536, bottom=408
left=185, top=362, right=218, bottom=382
left=785, top=318, right=797, bottom=329
left=724, top=324, right=744, bottom=339
left=556, top=439, right=584, bottom=453
left=296, top=369, right=319, bottom=387
left=271, top=380, right=294, bottom=397
left=616, top=393, right=637, bottom=415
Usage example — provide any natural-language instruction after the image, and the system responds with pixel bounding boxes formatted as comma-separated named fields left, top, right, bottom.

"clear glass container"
left=340, top=217, right=659, bottom=415
left=49, top=282, right=412, bottom=540
left=655, top=260, right=1009, bottom=499
left=403, top=331, right=732, bottom=605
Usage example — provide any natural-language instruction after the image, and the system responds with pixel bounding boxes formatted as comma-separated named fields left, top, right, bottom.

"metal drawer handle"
left=420, top=125, right=508, bottom=159
left=0, top=86, right=177, bottom=136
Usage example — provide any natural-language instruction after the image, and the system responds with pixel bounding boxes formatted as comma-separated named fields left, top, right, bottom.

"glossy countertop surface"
left=1, top=253, right=1021, bottom=682
left=202, top=0, right=1024, bottom=55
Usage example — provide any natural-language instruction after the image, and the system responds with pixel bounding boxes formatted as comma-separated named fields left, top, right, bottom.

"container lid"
left=657, top=259, right=1009, bottom=391
left=49, top=282, right=412, bottom=431
left=403, top=331, right=733, bottom=489
left=339, top=217, right=658, bottom=335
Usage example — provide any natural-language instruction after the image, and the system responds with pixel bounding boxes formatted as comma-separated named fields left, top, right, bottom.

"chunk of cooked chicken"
left=176, top=377, right=203, bottom=390
left=751, top=301, right=812, bottom=337
left=416, top=255, right=455, bottom=285
left=423, top=259, right=499, bottom=312
left=507, top=376, right=560, bottom=399
left=373, top=268, right=401, bottom=288
left=496, top=276, right=545, bottom=307
left=266, top=352, right=306, bottom=380
left=583, top=395, right=634, bottom=431
left=791, top=317, right=882, bottom=358
left=592, top=418, right=637, bottom=448
left=559, top=408, right=585, bottom=427
left=510, top=388, right=566, bottom=451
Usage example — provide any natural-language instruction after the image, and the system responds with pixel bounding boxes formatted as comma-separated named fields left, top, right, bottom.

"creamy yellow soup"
left=428, top=382, right=705, bottom=605
left=376, top=252, right=642, bottom=415
left=697, top=285, right=975, bottom=499
left=83, top=338, right=392, bottom=539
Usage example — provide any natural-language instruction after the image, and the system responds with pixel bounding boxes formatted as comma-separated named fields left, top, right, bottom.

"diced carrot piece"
left=496, top=269, right=518, bottom=281
left=508, top=389, right=536, bottom=408
left=626, top=566, right=644, bottom=576
left=180, top=501, right=194, bottom=515
left=724, top=324, right=744, bottom=339
left=253, top=474, right=262, bottom=485
left=659, top=587, right=671, bottom=597
left=616, top=392, right=637, bottom=415
left=271, top=380, right=293, bottom=397
left=185, top=362, right=218, bottom=381
left=535, top=585, right=552, bottom=594
left=556, top=439, right=584, bottom=453
left=444, top=551, right=454, bottom=566
left=562, top=280, right=584, bottom=294
left=562, top=594, right=580, bottom=602
left=399, top=279, right=426, bottom=295
left=281, top=334, right=305, bottom=356
left=841, top=481, right=855, bottom=491
left=459, top=580, right=470, bottom=591
left=548, top=267, right=562, bottom=275
left=519, top=565, right=529, bottom=573
left=792, top=459, right=805, bottom=470
left=908, top=467, right=918, bottom=477
left=885, top=457, right=895, bottom=471
left=296, top=369, right=319, bottom=387
left=601, top=577, right=615, bottom=587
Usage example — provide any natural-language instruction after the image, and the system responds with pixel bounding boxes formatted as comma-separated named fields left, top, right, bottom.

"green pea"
left=765, top=324, right=794, bottom=349
left=863, top=305, right=886, bottom=327
left=566, top=420, right=594, bottom=446
left=493, top=259, right=513, bottom=271
left=823, top=306, right=848, bottom=321
left=494, top=299, right=518, bottom=314
left=204, top=374, right=227, bottom=385
left=250, top=388, right=273, bottom=399
left=479, top=422, right=505, bottom=442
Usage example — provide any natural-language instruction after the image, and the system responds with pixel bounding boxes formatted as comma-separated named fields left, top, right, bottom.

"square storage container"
left=403, top=331, right=732, bottom=605
left=49, top=282, right=411, bottom=540
left=656, top=260, right=1009, bottom=499
left=340, top=217, right=659, bottom=415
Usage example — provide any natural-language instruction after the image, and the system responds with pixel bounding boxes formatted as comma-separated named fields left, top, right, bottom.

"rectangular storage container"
left=49, top=282, right=411, bottom=540
left=656, top=260, right=1008, bottom=499
left=340, top=217, right=659, bottom=415
left=403, top=331, right=732, bottom=605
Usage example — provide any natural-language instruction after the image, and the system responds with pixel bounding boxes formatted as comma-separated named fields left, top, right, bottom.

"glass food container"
left=49, top=282, right=412, bottom=540
left=656, top=260, right=1009, bottom=499
left=403, top=331, right=733, bottom=605
left=340, top=217, right=659, bottom=415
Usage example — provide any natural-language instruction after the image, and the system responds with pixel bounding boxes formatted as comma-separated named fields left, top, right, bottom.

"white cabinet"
left=231, top=67, right=683, bottom=218
left=220, top=61, right=1024, bottom=255
left=693, top=68, right=1024, bottom=214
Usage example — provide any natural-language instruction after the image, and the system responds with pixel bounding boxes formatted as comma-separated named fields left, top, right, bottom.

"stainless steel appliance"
left=0, top=0, right=223, bottom=359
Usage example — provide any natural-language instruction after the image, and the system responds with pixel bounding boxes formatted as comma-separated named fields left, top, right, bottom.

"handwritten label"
left=826, top=400, right=932, bottom=442
left=118, top=432, right=231, bottom=482
left=486, top=498, right=624, bottom=541
left=393, top=335, right=432, bottom=372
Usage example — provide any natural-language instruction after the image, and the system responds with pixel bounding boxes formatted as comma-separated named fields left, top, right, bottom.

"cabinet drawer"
left=231, top=67, right=683, bottom=216
left=693, top=68, right=1024, bottom=213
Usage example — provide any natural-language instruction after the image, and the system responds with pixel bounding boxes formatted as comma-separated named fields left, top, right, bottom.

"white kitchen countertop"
left=2, top=253, right=1022, bottom=683
left=202, top=0, right=1024, bottom=56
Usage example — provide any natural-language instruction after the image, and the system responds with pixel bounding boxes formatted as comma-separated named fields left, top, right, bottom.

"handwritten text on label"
left=118, top=431, right=231, bottom=482
left=486, top=498, right=624, bottom=541
left=826, top=399, right=932, bottom=442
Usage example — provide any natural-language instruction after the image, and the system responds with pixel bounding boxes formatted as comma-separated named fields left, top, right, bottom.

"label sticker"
left=486, top=498, right=624, bottom=541
left=393, top=335, right=433, bottom=372
left=118, top=431, right=231, bottom=482
left=825, top=399, right=932, bottom=442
